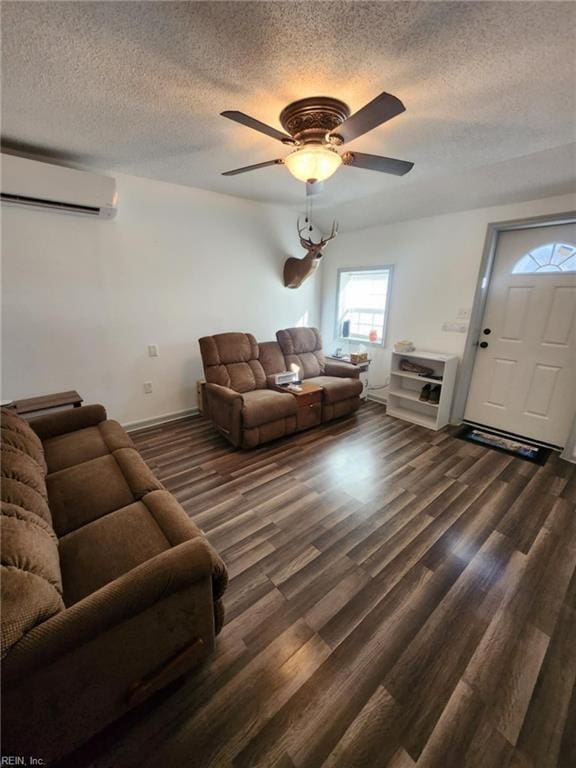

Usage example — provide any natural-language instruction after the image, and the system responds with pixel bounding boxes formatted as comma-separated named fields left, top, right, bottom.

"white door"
left=465, top=224, right=576, bottom=447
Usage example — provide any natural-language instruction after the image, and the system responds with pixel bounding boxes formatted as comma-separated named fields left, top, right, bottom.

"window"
left=512, top=242, right=576, bottom=274
left=336, top=267, right=393, bottom=345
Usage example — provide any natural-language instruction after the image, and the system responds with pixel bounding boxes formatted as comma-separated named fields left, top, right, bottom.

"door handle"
left=479, top=341, right=489, bottom=348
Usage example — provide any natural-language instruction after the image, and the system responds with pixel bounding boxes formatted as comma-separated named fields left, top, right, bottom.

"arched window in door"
left=512, top=242, right=576, bottom=274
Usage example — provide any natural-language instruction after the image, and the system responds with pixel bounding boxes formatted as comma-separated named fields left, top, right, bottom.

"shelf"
left=388, top=349, right=459, bottom=431
left=390, top=370, right=443, bottom=385
left=393, top=349, right=457, bottom=362
left=388, top=388, right=439, bottom=408
left=386, top=405, right=438, bottom=429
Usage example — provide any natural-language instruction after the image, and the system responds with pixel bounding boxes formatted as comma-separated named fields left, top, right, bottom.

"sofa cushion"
left=258, top=340, right=287, bottom=376
left=43, top=420, right=133, bottom=473
left=241, top=389, right=298, bottom=429
left=1, top=509, right=62, bottom=593
left=0, top=567, right=65, bottom=659
left=47, top=449, right=163, bottom=536
left=59, top=501, right=171, bottom=606
left=0, top=479, right=52, bottom=526
left=0, top=408, right=46, bottom=472
left=199, top=332, right=266, bottom=393
left=1, top=501, right=56, bottom=540
left=1, top=444, right=48, bottom=501
left=307, top=376, right=364, bottom=403
left=276, top=327, right=326, bottom=379
left=1, top=502, right=64, bottom=657
left=1, top=409, right=47, bottom=473
left=1, top=441, right=52, bottom=531
left=47, top=455, right=134, bottom=536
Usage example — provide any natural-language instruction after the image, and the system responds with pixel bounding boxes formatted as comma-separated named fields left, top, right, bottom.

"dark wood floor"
left=70, top=402, right=576, bottom=768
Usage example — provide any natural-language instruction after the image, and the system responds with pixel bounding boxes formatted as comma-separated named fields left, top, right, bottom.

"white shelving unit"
left=387, top=350, right=459, bottom=431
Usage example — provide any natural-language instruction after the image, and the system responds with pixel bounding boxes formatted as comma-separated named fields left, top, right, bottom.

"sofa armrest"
left=324, top=360, right=360, bottom=379
left=29, top=404, right=108, bottom=440
left=205, top=383, right=243, bottom=446
left=3, top=538, right=216, bottom=680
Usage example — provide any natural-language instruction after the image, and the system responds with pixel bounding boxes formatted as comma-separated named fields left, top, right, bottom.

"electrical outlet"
left=144, top=381, right=153, bottom=394
left=148, top=344, right=159, bottom=357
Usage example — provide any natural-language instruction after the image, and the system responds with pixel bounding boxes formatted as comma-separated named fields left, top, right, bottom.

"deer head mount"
left=283, top=218, right=338, bottom=289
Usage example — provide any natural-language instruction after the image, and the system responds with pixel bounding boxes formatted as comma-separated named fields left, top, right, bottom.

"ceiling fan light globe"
left=284, top=146, right=342, bottom=183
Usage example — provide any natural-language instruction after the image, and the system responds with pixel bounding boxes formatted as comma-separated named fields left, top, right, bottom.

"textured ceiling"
left=2, top=1, right=575, bottom=229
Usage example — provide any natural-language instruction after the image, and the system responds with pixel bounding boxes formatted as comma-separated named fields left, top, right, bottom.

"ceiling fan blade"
left=221, top=111, right=295, bottom=144
left=344, top=151, right=414, bottom=176
left=331, top=92, right=406, bottom=143
left=221, top=159, right=283, bottom=176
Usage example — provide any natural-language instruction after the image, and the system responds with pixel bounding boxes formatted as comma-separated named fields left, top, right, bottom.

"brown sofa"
left=0, top=405, right=227, bottom=765
left=199, top=327, right=362, bottom=449
left=199, top=332, right=298, bottom=449
left=275, top=327, right=363, bottom=422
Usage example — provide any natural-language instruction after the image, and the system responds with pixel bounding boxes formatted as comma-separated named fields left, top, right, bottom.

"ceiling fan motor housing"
left=279, top=97, right=350, bottom=145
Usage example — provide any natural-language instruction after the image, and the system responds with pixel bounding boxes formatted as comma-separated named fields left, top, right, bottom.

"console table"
left=9, top=390, right=83, bottom=417
left=268, top=381, right=323, bottom=431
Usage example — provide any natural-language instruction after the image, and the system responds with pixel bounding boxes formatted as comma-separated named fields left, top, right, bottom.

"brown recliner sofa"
left=0, top=405, right=227, bottom=765
left=199, top=332, right=298, bottom=449
left=275, top=327, right=363, bottom=421
left=199, top=328, right=362, bottom=449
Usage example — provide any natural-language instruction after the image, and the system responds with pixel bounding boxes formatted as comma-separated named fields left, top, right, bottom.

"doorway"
left=463, top=221, right=576, bottom=448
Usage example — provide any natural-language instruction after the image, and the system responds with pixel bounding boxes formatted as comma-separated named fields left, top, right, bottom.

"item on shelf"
left=419, top=384, right=431, bottom=402
left=394, top=340, right=415, bottom=353
left=368, top=329, right=378, bottom=343
left=350, top=344, right=368, bottom=364
left=399, top=358, right=434, bottom=376
left=333, top=347, right=343, bottom=358
left=274, top=370, right=299, bottom=386
left=429, top=385, right=441, bottom=404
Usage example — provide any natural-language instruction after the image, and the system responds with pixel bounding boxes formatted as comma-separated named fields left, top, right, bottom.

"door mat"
left=454, top=425, right=551, bottom=465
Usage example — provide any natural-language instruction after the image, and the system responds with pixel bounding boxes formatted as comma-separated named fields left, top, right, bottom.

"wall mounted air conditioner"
left=1, top=153, right=117, bottom=218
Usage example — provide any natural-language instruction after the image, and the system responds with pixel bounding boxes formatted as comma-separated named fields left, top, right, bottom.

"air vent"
left=1, top=154, right=117, bottom=218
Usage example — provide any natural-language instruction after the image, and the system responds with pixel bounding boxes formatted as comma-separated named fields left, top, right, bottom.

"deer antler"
left=322, top=220, right=339, bottom=245
left=297, top=218, right=339, bottom=250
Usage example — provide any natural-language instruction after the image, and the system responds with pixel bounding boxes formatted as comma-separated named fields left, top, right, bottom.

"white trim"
left=367, top=393, right=387, bottom=405
left=123, top=407, right=199, bottom=433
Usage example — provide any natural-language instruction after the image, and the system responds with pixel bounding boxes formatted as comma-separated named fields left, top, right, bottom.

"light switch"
left=144, top=381, right=153, bottom=394
left=148, top=345, right=159, bottom=357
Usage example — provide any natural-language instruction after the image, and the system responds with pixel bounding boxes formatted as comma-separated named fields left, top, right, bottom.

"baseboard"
left=123, top=407, right=199, bottom=432
left=367, top=393, right=387, bottom=405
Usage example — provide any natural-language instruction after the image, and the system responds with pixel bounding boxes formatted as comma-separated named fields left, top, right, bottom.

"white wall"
left=320, top=193, right=576, bottom=397
left=1, top=172, right=320, bottom=425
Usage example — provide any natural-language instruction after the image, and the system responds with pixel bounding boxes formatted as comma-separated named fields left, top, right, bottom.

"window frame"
left=511, top=242, right=576, bottom=275
left=334, top=265, right=394, bottom=347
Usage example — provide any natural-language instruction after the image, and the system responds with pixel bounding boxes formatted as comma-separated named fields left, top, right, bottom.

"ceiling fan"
left=221, top=91, right=414, bottom=183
